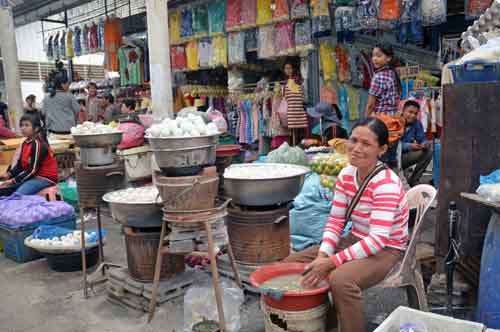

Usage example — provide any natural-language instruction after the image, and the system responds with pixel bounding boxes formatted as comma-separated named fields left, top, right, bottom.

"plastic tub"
left=450, top=61, right=500, bottom=83
left=261, top=299, right=328, bottom=332
left=250, top=263, right=330, bottom=311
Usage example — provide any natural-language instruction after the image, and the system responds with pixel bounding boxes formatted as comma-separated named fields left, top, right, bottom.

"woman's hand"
left=0, top=172, right=9, bottom=180
left=301, top=255, right=336, bottom=289
left=0, top=179, right=13, bottom=188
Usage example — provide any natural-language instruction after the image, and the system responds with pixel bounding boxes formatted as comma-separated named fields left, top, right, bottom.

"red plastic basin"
left=250, top=263, right=330, bottom=311
left=216, top=144, right=241, bottom=157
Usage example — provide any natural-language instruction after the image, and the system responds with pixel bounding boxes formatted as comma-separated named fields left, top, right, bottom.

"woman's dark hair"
left=403, top=100, right=420, bottom=110
left=87, top=82, right=97, bottom=89
left=20, top=111, right=47, bottom=142
left=26, top=94, right=36, bottom=103
left=374, top=44, right=402, bottom=96
left=352, top=117, right=389, bottom=147
left=283, top=59, right=302, bottom=84
left=123, top=99, right=136, bottom=111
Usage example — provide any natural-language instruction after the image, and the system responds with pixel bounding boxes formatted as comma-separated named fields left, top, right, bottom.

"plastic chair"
left=37, top=185, right=64, bottom=202
left=373, top=184, right=437, bottom=311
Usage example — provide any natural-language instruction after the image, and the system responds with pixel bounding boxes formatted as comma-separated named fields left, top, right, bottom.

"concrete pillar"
left=146, top=0, right=172, bottom=120
left=0, top=5, right=23, bottom=132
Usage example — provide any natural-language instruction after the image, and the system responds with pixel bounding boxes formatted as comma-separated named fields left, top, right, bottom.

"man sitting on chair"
left=401, top=99, right=432, bottom=187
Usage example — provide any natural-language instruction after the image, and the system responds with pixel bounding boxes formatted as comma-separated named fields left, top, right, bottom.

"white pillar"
left=0, top=5, right=23, bottom=132
left=146, top=0, right=173, bottom=120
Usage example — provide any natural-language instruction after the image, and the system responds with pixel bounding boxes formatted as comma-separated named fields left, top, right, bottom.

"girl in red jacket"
left=0, top=112, right=58, bottom=196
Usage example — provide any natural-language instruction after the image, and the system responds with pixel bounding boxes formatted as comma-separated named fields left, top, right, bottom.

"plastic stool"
left=37, top=185, right=63, bottom=201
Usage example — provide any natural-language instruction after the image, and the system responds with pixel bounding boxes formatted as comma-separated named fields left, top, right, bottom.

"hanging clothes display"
left=226, top=0, right=241, bottom=31
left=81, top=25, right=89, bottom=55
left=241, top=0, right=257, bottom=28
left=211, top=36, right=228, bottom=67
left=284, top=80, right=308, bottom=129
left=319, top=41, right=336, bottom=82
left=170, top=9, right=181, bottom=43
left=336, top=45, right=351, bottom=83
left=357, top=0, right=379, bottom=30
left=180, top=7, right=194, bottom=38
left=46, top=35, right=54, bottom=60
left=335, top=7, right=356, bottom=43
left=421, top=0, right=447, bottom=26
left=275, top=22, right=295, bottom=56
left=245, top=29, right=258, bottom=52
left=118, top=47, right=143, bottom=86
left=98, top=18, right=105, bottom=52
left=273, top=0, right=290, bottom=22
left=65, top=29, right=75, bottom=59
left=348, top=86, right=360, bottom=121
left=338, top=84, right=350, bottom=131
left=295, top=20, right=314, bottom=52
left=258, top=25, right=276, bottom=59
left=228, top=32, right=246, bottom=65
left=104, top=16, right=122, bottom=72
left=53, top=32, right=60, bottom=59
left=378, top=0, right=401, bottom=21
left=74, top=26, right=82, bottom=57
left=89, top=23, right=98, bottom=53
left=358, top=89, right=369, bottom=120
left=193, top=5, right=209, bottom=37
left=311, top=0, right=331, bottom=37
left=320, top=84, right=339, bottom=105
left=291, top=0, right=310, bottom=19
left=171, top=46, right=187, bottom=70
left=59, top=30, right=66, bottom=59
left=208, top=1, right=226, bottom=35
left=186, top=41, right=199, bottom=71
left=256, top=0, right=273, bottom=25
left=465, top=0, right=492, bottom=19
left=198, top=39, right=212, bottom=68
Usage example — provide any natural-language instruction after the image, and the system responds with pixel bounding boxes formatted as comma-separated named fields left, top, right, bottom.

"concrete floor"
left=0, top=205, right=436, bottom=332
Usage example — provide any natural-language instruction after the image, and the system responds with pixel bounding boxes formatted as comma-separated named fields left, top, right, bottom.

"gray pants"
left=402, top=148, right=433, bottom=186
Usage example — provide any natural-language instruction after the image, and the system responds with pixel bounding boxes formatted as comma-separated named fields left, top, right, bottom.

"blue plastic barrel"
left=476, top=213, right=500, bottom=328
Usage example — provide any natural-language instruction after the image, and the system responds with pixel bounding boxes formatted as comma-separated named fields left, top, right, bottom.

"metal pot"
left=223, top=164, right=310, bottom=206
left=72, top=132, right=123, bottom=148
left=147, top=135, right=218, bottom=170
left=80, top=147, right=115, bottom=166
left=103, top=194, right=163, bottom=228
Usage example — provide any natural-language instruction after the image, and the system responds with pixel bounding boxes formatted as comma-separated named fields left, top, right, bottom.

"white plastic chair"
left=373, top=184, right=437, bottom=311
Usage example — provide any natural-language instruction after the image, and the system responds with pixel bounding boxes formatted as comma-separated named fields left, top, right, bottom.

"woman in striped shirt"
left=285, top=117, right=409, bottom=332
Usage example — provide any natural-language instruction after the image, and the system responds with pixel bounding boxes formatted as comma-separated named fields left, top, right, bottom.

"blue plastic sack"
left=480, top=170, right=500, bottom=185
left=32, top=225, right=106, bottom=244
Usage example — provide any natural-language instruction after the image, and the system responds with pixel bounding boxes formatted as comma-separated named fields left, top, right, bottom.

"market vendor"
left=100, top=93, right=121, bottom=124
left=0, top=112, right=57, bottom=196
left=401, top=98, right=432, bottom=187
left=307, top=102, right=348, bottom=141
left=285, top=117, right=409, bottom=332
left=116, top=99, right=144, bottom=150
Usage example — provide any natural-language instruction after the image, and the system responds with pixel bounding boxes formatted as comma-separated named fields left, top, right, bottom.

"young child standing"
left=365, top=44, right=403, bottom=168
left=0, top=112, right=57, bottom=196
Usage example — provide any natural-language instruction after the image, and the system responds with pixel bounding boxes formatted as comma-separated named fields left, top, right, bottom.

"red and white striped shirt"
left=319, top=164, right=409, bottom=267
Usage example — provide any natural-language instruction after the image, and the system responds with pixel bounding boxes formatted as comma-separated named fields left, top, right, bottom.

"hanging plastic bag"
left=291, top=0, right=310, bottom=19
left=192, top=5, right=209, bottom=37
left=180, top=7, right=194, bottom=38
left=266, top=142, right=309, bottom=166
left=198, top=39, right=212, bottom=68
left=480, top=169, right=500, bottom=184
left=378, top=0, right=401, bottom=21
left=169, top=9, right=181, bottom=44
left=228, top=32, right=246, bottom=65
left=273, top=0, right=291, bottom=22
left=226, top=0, right=242, bottom=31
left=211, top=36, right=228, bottom=67
left=241, top=0, right=257, bottom=28
left=257, top=0, right=273, bottom=25
left=275, top=22, right=295, bottom=56
left=207, top=108, right=228, bottom=133
left=186, top=41, right=199, bottom=70
left=319, top=41, right=336, bottom=81
left=208, top=1, right=226, bottom=35
left=421, top=0, right=447, bottom=26
left=295, top=20, right=314, bottom=53
left=258, top=25, right=277, bottom=59
left=183, top=276, right=244, bottom=332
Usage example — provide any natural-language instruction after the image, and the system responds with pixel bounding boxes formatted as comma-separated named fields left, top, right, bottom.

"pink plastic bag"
left=117, top=122, right=145, bottom=150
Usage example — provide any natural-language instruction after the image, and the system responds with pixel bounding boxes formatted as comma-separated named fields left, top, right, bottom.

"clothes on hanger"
left=118, top=46, right=143, bottom=86
left=66, top=29, right=75, bottom=59
left=104, top=16, right=122, bottom=72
